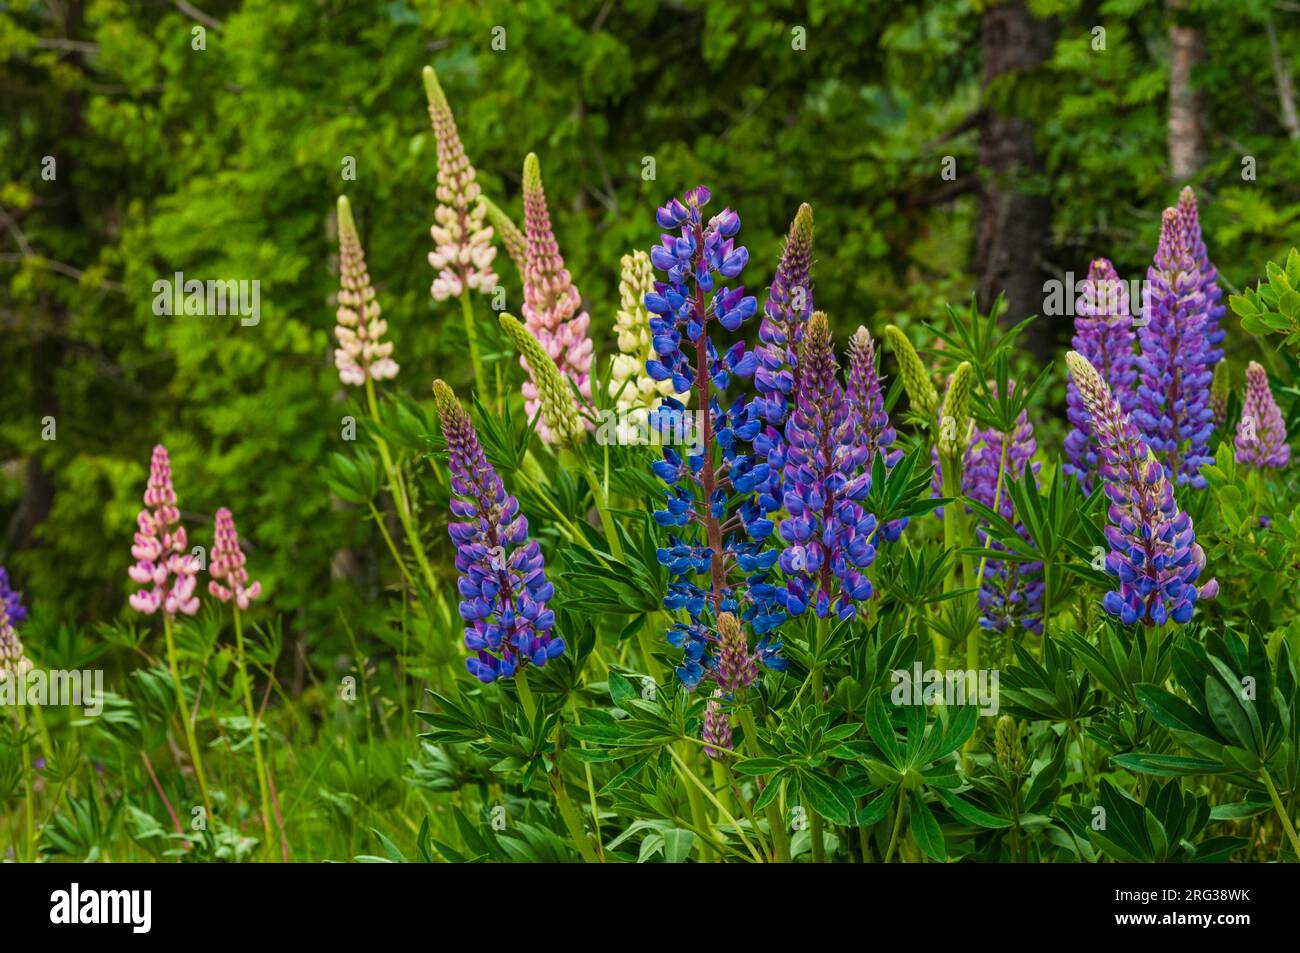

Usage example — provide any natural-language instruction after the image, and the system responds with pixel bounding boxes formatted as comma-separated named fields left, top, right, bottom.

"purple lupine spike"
left=128, top=445, right=200, bottom=617
left=702, top=689, right=732, bottom=759
left=1066, top=351, right=1217, bottom=626
left=1135, top=208, right=1216, bottom=488
left=752, top=204, right=814, bottom=428
left=961, top=382, right=1043, bottom=633
left=846, top=326, right=906, bottom=543
left=208, top=508, right=263, bottom=611
left=0, top=567, right=27, bottom=626
left=645, top=186, right=787, bottom=685
left=1064, top=258, right=1138, bottom=492
left=1235, top=361, right=1290, bottom=469
left=1176, top=187, right=1226, bottom=360
left=434, top=380, right=562, bottom=682
left=519, top=153, right=593, bottom=443
left=774, top=312, right=878, bottom=621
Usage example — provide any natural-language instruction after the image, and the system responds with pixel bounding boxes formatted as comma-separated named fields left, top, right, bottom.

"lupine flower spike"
left=1210, top=362, right=1230, bottom=432
left=1136, top=208, right=1215, bottom=487
left=644, top=185, right=786, bottom=669
left=0, top=602, right=30, bottom=682
left=752, top=203, right=814, bottom=428
left=702, top=689, right=732, bottom=759
left=334, top=196, right=398, bottom=387
left=609, top=249, right=683, bottom=436
left=519, top=153, right=594, bottom=442
left=0, top=566, right=27, bottom=626
left=1235, top=361, right=1290, bottom=469
left=499, top=313, right=586, bottom=446
left=1064, top=258, right=1137, bottom=491
left=423, top=66, right=497, bottom=300
left=1066, top=352, right=1217, bottom=626
left=883, top=325, right=939, bottom=421
left=434, top=380, right=562, bottom=682
left=208, top=508, right=263, bottom=610
left=775, top=312, right=879, bottom=620
left=128, top=445, right=200, bottom=617
left=477, top=195, right=527, bottom=278
left=1176, top=187, right=1226, bottom=362
left=846, top=326, right=905, bottom=541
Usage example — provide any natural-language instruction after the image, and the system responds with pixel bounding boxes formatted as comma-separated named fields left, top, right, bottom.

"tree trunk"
left=1167, top=1, right=1207, bottom=180
left=974, top=0, right=1054, bottom=361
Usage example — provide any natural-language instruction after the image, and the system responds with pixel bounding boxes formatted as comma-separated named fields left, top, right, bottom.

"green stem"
left=365, top=378, right=440, bottom=595
left=459, top=289, right=489, bottom=400
left=679, top=742, right=715, bottom=861
left=515, top=666, right=537, bottom=723
left=577, top=454, right=623, bottom=560
left=164, top=612, right=212, bottom=820
left=884, top=794, right=906, bottom=863
left=668, top=745, right=764, bottom=863
left=739, top=706, right=789, bottom=862
left=810, top=617, right=829, bottom=863
left=1261, top=766, right=1300, bottom=859
left=18, top=703, right=35, bottom=862
left=551, top=773, right=601, bottom=863
left=234, top=607, right=276, bottom=858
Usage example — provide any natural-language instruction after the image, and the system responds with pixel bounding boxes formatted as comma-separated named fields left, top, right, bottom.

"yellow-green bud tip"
left=422, top=65, right=447, bottom=109
left=336, top=195, right=356, bottom=236
left=523, top=152, right=542, bottom=191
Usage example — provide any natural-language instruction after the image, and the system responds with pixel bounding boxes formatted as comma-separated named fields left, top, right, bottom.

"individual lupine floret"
left=334, top=196, right=398, bottom=387
left=434, top=380, right=562, bottom=683
left=609, top=250, right=683, bottom=437
left=499, top=312, right=586, bottom=446
left=477, top=195, right=527, bottom=277
left=1066, top=351, right=1217, bottom=626
left=846, top=326, right=905, bottom=542
left=423, top=66, right=497, bottom=300
left=1176, top=187, right=1226, bottom=360
left=518, top=153, right=594, bottom=440
left=128, top=445, right=200, bottom=617
left=1064, top=258, right=1138, bottom=491
left=1235, top=361, right=1290, bottom=469
left=0, top=602, right=31, bottom=682
left=1135, top=208, right=1215, bottom=487
left=644, top=185, right=787, bottom=663
left=0, top=566, right=26, bottom=626
left=208, top=508, right=263, bottom=611
left=774, top=312, right=879, bottom=620
left=882, top=325, right=939, bottom=421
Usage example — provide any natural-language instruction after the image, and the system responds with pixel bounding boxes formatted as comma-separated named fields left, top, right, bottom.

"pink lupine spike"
left=1235, top=362, right=1290, bottom=469
left=208, top=507, right=263, bottom=611
left=335, top=196, right=399, bottom=387
left=520, top=152, right=593, bottom=443
left=129, top=445, right=200, bottom=617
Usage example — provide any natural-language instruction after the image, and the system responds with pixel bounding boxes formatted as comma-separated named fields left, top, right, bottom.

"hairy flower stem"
left=459, top=290, right=489, bottom=400
left=568, top=700, right=604, bottom=861
left=884, top=794, right=906, bottom=863
left=679, top=741, right=715, bottom=861
left=163, top=612, right=211, bottom=819
left=234, top=606, right=275, bottom=858
left=574, top=452, right=623, bottom=560
left=552, top=771, right=601, bottom=863
left=1261, top=766, right=1300, bottom=859
left=740, top=705, right=790, bottom=862
left=365, top=378, right=439, bottom=596
left=692, top=225, right=728, bottom=612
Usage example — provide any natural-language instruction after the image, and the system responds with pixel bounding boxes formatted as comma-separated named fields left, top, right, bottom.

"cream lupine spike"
left=609, top=250, right=685, bottom=437
left=499, top=313, right=586, bottom=447
left=423, top=66, right=497, bottom=300
left=334, top=197, right=398, bottom=387
left=477, top=195, right=527, bottom=278
left=0, top=604, right=31, bottom=682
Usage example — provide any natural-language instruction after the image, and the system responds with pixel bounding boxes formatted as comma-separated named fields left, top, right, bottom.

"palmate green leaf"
left=857, top=785, right=897, bottom=825
left=1134, top=683, right=1217, bottom=739
left=798, top=771, right=857, bottom=826
left=940, top=790, right=1012, bottom=829
left=865, top=693, right=903, bottom=767
left=1109, top=753, right=1229, bottom=777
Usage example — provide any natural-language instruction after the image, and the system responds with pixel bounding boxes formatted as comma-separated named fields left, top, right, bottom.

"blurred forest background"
left=2, top=0, right=1298, bottom=671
